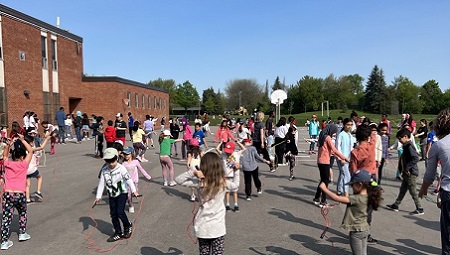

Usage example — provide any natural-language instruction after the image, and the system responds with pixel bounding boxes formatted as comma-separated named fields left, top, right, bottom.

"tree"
left=214, top=89, right=226, bottom=115
left=224, top=79, right=265, bottom=112
left=421, top=80, right=443, bottom=114
left=394, top=76, right=423, bottom=114
left=286, top=76, right=323, bottom=113
left=173, top=81, right=200, bottom=112
left=147, top=78, right=176, bottom=108
left=272, top=76, right=283, bottom=91
left=364, top=65, right=387, bottom=113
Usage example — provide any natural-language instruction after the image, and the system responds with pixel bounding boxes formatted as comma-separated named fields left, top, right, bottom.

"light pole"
left=239, top=91, right=242, bottom=109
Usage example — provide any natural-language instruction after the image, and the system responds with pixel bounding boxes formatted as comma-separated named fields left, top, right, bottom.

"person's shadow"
left=140, top=247, right=184, bottom=255
left=79, top=216, right=114, bottom=236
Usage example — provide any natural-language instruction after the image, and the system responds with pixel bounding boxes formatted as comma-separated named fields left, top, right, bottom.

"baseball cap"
left=116, top=113, right=123, bottom=117
left=103, top=148, right=119, bottom=160
left=243, top=138, right=251, bottom=144
left=224, top=141, right=236, bottom=154
left=190, top=138, right=199, bottom=147
left=122, top=146, right=134, bottom=155
left=114, top=140, right=124, bottom=146
left=28, top=130, right=38, bottom=135
left=346, top=169, right=371, bottom=185
left=163, top=130, right=172, bottom=136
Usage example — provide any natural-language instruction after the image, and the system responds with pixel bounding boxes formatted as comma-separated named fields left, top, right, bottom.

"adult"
left=379, top=113, right=392, bottom=135
left=115, top=113, right=127, bottom=146
left=308, top=114, right=320, bottom=154
left=73, top=111, right=83, bottom=144
left=414, top=119, right=428, bottom=161
left=55, top=107, right=67, bottom=144
left=127, top=112, right=134, bottom=141
left=251, top=112, right=273, bottom=171
left=419, top=108, right=450, bottom=254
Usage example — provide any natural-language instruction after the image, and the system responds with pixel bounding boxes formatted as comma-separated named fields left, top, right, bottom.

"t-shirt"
left=3, top=159, right=29, bottom=192
left=265, top=118, right=274, bottom=136
left=417, top=126, right=428, bottom=140
left=96, top=163, right=136, bottom=198
left=115, top=120, right=127, bottom=138
left=222, top=151, right=241, bottom=178
left=122, top=160, right=151, bottom=183
left=341, top=194, right=370, bottom=232
left=143, top=120, right=154, bottom=131
left=252, top=122, right=264, bottom=143
left=427, top=131, right=438, bottom=145
left=132, top=128, right=146, bottom=143
left=160, top=138, right=175, bottom=156
left=193, top=130, right=206, bottom=146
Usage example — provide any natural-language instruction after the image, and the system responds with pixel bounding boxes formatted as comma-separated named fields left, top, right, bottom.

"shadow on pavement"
left=79, top=216, right=114, bottom=236
left=140, top=247, right=184, bottom=255
left=249, top=246, right=300, bottom=255
left=290, top=234, right=348, bottom=254
left=403, top=214, right=440, bottom=232
left=396, top=238, right=441, bottom=255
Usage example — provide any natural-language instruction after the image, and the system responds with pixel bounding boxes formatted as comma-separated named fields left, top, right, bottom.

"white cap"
left=116, top=113, right=122, bottom=117
left=163, top=130, right=172, bottom=136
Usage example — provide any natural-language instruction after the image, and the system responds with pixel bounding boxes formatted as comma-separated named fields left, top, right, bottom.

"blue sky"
left=3, top=1, right=450, bottom=94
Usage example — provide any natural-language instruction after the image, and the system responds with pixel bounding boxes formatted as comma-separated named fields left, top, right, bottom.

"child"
left=24, top=135, right=51, bottom=203
left=377, top=123, right=390, bottom=185
left=187, top=138, right=202, bottom=201
left=387, top=128, right=424, bottom=215
left=94, top=148, right=139, bottom=242
left=193, top=123, right=208, bottom=152
left=320, top=169, right=382, bottom=255
left=65, top=114, right=73, bottom=140
left=41, top=121, right=57, bottom=155
left=285, top=126, right=299, bottom=181
left=180, top=118, right=193, bottom=161
left=104, top=120, right=117, bottom=148
left=1, top=135, right=33, bottom=250
left=216, top=140, right=245, bottom=212
left=91, top=116, right=104, bottom=158
left=336, top=118, right=354, bottom=197
left=131, top=121, right=150, bottom=162
left=159, top=130, right=183, bottom=186
left=241, top=139, right=270, bottom=200
left=213, top=120, right=236, bottom=143
left=122, top=147, right=151, bottom=213
left=175, top=152, right=239, bottom=255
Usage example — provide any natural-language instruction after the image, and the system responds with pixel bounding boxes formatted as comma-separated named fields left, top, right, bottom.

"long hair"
left=434, top=108, right=450, bottom=139
left=188, top=146, right=202, bottom=159
left=276, top=117, right=287, bottom=127
left=364, top=182, right=383, bottom=211
left=158, top=133, right=165, bottom=144
left=132, top=121, right=140, bottom=132
left=200, top=152, right=225, bottom=199
left=318, top=124, right=338, bottom=147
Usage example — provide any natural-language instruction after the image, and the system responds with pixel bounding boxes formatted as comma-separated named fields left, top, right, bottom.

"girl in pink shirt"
left=180, top=118, right=193, bottom=161
left=313, top=124, right=349, bottom=207
left=213, top=120, right=236, bottom=143
left=122, top=147, right=151, bottom=214
left=1, top=135, right=33, bottom=250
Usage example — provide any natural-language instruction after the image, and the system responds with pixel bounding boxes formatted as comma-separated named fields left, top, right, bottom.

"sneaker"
left=107, top=233, right=122, bottom=242
left=0, top=240, right=13, bottom=250
left=367, top=235, right=378, bottom=244
left=163, top=181, right=168, bottom=187
left=179, top=159, right=187, bottom=162
left=122, top=222, right=133, bottom=239
left=129, top=206, right=135, bottom=213
left=269, top=162, right=274, bottom=172
left=234, top=206, right=240, bottom=212
left=410, top=208, right=424, bottom=215
left=386, top=204, right=399, bottom=212
left=319, top=202, right=330, bottom=208
left=141, top=158, right=148, bottom=162
left=433, top=189, right=439, bottom=195
left=289, top=175, right=295, bottom=181
left=169, top=181, right=177, bottom=187
left=26, top=199, right=34, bottom=204
left=246, top=196, right=252, bottom=201
left=190, top=194, right=196, bottom=202
left=18, top=233, right=31, bottom=241
left=313, top=198, right=320, bottom=206
left=136, top=156, right=142, bottom=162
left=151, top=144, right=154, bottom=148
left=34, top=191, right=43, bottom=200
left=257, top=188, right=262, bottom=194
left=226, top=205, right=231, bottom=211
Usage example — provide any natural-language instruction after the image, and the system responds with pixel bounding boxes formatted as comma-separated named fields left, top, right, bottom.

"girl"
left=187, top=138, right=202, bottom=201
left=65, top=114, right=73, bottom=140
left=414, top=119, right=428, bottom=161
left=236, top=120, right=251, bottom=143
left=203, top=113, right=212, bottom=135
left=284, top=126, right=298, bottom=181
left=180, top=118, right=193, bottom=161
left=314, top=124, right=349, bottom=207
left=175, top=152, right=239, bottom=255
left=241, top=139, right=270, bottom=200
left=132, top=121, right=150, bottom=162
left=143, top=115, right=155, bottom=148
left=320, top=169, right=382, bottom=255
left=41, top=121, right=58, bottom=155
left=81, top=113, right=90, bottom=140
left=74, top=111, right=83, bottom=144
left=213, top=120, right=236, bottom=144
left=1, top=135, right=34, bottom=250
left=160, top=117, right=166, bottom=132
left=24, top=135, right=51, bottom=203
left=159, top=130, right=183, bottom=186
left=170, top=117, right=180, bottom=156
left=9, top=121, right=26, bottom=139
left=274, top=117, right=288, bottom=167
left=122, top=147, right=151, bottom=213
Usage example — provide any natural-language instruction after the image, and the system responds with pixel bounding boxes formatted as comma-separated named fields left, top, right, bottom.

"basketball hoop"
left=122, top=98, right=130, bottom=107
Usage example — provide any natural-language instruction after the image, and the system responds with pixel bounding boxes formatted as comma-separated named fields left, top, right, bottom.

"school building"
left=0, top=4, right=169, bottom=128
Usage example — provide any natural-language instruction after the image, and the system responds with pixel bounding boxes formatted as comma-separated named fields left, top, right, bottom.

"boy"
left=241, top=139, right=270, bottom=200
left=91, top=116, right=104, bottom=158
left=104, top=120, right=117, bottom=148
left=216, top=141, right=245, bottom=212
left=387, top=128, right=424, bottom=215
left=192, top=123, right=208, bottom=151
left=94, top=148, right=139, bottom=242
left=377, top=123, right=390, bottom=185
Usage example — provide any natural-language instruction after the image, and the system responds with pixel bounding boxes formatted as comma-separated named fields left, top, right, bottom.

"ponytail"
left=365, top=182, right=383, bottom=210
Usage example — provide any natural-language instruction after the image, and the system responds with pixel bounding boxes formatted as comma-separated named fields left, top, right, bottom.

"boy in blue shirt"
left=193, top=123, right=208, bottom=151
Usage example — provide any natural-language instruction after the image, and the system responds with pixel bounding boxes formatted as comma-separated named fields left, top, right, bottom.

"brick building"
left=0, top=4, right=169, bottom=129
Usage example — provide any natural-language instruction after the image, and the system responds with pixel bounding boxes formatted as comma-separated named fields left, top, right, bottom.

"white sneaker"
left=129, top=206, right=135, bottom=213
left=136, top=156, right=142, bottom=162
left=163, top=181, right=168, bottom=186
left=0, top=240, right=13, bottom=250
left=19, top=233, right=31, bottom=241
left=190, top=194, right=196, bottom=202
left=141, top=158, right=148, bottom=162
left=169, top=181, right=177, bottom=187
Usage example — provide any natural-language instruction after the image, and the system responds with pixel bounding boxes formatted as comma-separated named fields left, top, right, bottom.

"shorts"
left=145, top=130, right=153, bottom=139
left=27, top=170, right=40, bottom=179
left=82, top=125, right=90, bottom=131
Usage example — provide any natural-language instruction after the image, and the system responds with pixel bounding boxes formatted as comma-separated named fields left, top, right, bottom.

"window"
left=154, top=96, right=157, bottom=109
left=0, top=46, right=2, bottom=60
left=127, top=92, right=131, bottom=107
left=135, top=93, right=139, bottom=108
left=159, top=98, right=162, bottom=109
left=148, top=96, right=151, bottom=109
left=19, top=51, right=25, bottom=61
left=142, top=94, right=145, bottom=108
left=51, top=39, right=57, bottom=71
left=41, top=36, right=47, bottom=69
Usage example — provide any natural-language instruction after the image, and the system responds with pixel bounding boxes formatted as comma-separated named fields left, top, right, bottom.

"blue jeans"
left=440, top=190, right=450, bottom=255
left=309, top=135, right=317, bottom=151
left=75, top=126, right=82, bottom=142
left=109, top=193, right=131, bottom=234
left=58, top=126, right=66, bottom=143
left=267, top=135, right=274, bottom=155
left=337, top=160, right=350, bottom=194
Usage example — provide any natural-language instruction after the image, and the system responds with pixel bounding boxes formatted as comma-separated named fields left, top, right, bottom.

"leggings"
left=160, top=156, right=174, bottom=182
left=243, top=167, right=262, bottom=197
left=349, top=230, right=368, bottom=255
left=287, top=154, right=296, bottom=176
left=181, top=140, right=190, bottom=159
left=378, top=158, right=385, bottom=185
left=1, top=192, right=27, bottom=243
left=314, top=163, right=331, bottom=203
left=133, top=142, right=147, bottom=157
left=198, top=236, right=225, bottom=255
left=274, top=137, right=286, bottom=165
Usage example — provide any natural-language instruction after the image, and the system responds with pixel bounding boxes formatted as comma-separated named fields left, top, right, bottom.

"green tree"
left=286, top=76, right=323, bottom=113
left=224, top=79, right=265, bottom=112
left=272, top=76, right=283, bottom=91
left=214, top=89, right=226, bottom=114
left=364, top=65, right=387, bottom=113
left=173, top=81, right=200, bottom=112
left=147, top=78, right=176, bottom=108
left=421, top=80, right=443, bottom=114
left=394, top=76, right=423, bottom=114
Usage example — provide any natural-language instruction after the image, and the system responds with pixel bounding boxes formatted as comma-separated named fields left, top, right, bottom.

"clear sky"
left=2, top=1, right=450, bottom=94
